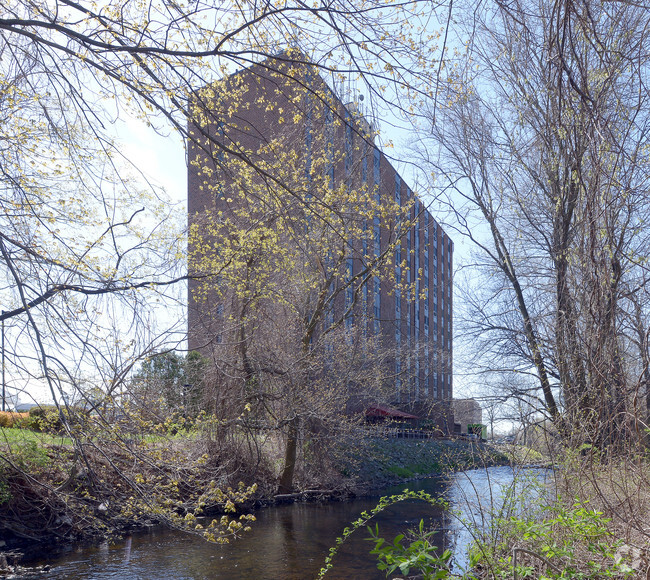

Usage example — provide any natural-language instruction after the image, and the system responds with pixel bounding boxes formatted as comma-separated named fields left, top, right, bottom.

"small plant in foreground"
left=367, top=519, right=459, bottom=579
left=318, top=490, right=478, bottom=579
left=473, top=499, right=636, bottom=579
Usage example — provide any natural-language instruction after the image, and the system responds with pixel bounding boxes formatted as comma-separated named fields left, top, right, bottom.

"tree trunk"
left=278, top=417, right=299, bottom=494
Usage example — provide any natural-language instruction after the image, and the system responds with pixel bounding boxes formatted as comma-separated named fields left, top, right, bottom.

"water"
left=22, top=466, right=552, bottom=579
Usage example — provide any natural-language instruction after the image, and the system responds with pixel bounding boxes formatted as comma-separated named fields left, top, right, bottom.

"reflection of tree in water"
left=123, top=536, right=132, bottom=564
left=277, top=510, right=300, bottom=580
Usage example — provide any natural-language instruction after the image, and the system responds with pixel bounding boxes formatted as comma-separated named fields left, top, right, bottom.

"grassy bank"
left=344, top=437, right=511, bottom=488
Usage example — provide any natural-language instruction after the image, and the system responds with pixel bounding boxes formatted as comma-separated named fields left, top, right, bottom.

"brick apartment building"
left=187, top=53, right=454, bottom=431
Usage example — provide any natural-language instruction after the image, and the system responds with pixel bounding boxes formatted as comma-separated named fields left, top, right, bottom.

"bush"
left=472, top=499, right=636, bottom=578
left=367, top=519, right=458, bottom=579
left=27, top=405, right=64, bottom=433
left=0, top=412, right=30, bottom=429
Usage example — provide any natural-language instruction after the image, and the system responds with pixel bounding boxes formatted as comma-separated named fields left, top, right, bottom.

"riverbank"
left=265, top=437, right=512, bottom=506
left=342, top=437, right=512, bottom=489
left=0, top=430, right=513, bottom=557
left=10, top=466, right=531, bottom=579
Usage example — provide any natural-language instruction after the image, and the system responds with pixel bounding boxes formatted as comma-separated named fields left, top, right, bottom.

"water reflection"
left=22, top=467, right=550, bottom=579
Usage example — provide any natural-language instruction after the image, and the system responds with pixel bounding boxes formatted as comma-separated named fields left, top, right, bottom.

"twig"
left=513, top=547, right=562, bottom=580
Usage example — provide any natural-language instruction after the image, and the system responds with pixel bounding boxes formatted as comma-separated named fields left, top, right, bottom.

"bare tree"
left=419, top=0, right=650, bottom=447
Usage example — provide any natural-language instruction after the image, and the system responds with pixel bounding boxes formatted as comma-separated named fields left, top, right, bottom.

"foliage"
left=27, top=405, right=65, bottom=433
left=118, top=477, right=258, bottom=545
left=471, top=499, right=635, bottom=579
left=0, top=412, right=29, bottom=429
left=322, top=470, right=635, bottom=579
left=367, top=519, right=458, bottom=579
left=131, top=351, right=209, bottom=419
left=318, top=490, right=449, bottom=578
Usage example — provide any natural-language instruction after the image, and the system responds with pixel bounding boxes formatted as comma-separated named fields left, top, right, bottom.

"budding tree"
left=0, top=0, right=448, bottom=536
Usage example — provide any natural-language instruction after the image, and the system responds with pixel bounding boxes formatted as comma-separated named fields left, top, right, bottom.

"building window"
left=326, top=108, right=334, bottom=188
left=345, top=112, right=353, bottom=176
left=406, top=230, right=411, bottom=278
left=373, top=276, right=381, bottom=335
left=373, top=148, right=380, bottom=183
left=414, top=209, right=420, bottom=335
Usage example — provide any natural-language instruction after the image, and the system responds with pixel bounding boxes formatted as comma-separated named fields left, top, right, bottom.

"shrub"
left=367, top=519, right=459, bottom=579
left=27, top=405, right=64, bottom=433
left=0, top=412, right=30, bottom=429
left=472, top=499, right=636, bottom=579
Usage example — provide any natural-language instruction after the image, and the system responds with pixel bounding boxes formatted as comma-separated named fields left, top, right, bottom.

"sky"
left=6, top=117, right=188, bottom=408
left=116, top=117, right=187, bottom=206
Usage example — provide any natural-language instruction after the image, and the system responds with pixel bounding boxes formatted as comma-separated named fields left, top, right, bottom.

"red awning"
left=365, top=404, right=419, bottom=420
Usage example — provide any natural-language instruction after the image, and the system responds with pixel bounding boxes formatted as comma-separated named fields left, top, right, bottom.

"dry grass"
left=557, top=451, right=650, bottom=575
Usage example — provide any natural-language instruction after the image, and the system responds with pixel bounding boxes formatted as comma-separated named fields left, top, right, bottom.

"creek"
left=21, top=466, right=552, bottom=579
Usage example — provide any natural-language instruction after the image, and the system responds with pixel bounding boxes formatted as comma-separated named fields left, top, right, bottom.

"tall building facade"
left=188, top=54, right=454, bottom=430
